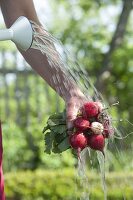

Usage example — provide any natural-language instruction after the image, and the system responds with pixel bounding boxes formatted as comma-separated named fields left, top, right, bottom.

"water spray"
left=0, top=16, right=33, bottom=51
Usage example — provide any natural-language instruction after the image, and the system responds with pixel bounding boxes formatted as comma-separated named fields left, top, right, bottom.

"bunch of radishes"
left=69, top=101, right=114, bottom=155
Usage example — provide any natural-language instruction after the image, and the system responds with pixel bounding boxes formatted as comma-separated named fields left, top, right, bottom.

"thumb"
left=66, top=102, right=79, bottom=131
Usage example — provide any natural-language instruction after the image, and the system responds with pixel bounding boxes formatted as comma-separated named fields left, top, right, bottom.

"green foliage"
left=2, top=120, right=44, bottom=171
left=2, top=122, right=27, bottom=171
left=5, top=169, right=133, bottom=200
left=0, top=41, right=16, bottom=51
left=2, top=121, right=75, bottom=172
left=43, top=112, right=71, bottom=154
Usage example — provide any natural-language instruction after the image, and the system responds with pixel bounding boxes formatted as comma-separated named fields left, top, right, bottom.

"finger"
left=66, top=102, right=79, bottom=130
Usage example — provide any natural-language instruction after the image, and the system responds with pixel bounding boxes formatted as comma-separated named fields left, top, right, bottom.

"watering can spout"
left=0, top=29, right=13, bottom=41
left=0, top=16, right=33, bottom=51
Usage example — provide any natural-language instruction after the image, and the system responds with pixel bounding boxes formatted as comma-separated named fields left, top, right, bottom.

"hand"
left=65, top=93, right=87, bottom=133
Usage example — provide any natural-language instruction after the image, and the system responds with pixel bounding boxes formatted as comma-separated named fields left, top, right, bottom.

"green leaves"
left=43, top=112, right=71, bottom=154
left=47, top=113, right=66, bottom=126
left=58, top=137, right=70, bottom=151
left=44, top=132, right=55, bottom=154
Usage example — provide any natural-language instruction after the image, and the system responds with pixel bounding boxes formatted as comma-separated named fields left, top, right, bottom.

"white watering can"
left=0, top=16, right=33, bottom=51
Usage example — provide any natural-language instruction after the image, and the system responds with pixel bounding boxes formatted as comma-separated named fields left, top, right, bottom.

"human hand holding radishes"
left=43, top=99, right=114, bottom=157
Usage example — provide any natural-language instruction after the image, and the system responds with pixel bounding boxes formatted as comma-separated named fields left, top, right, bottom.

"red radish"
left=83, top=102, right=99, bottom=118
left=87, top=134, right=105, bottom=152
left=103, top=124, right=114, bottom=138
left=69, top=132, right=87, bottom=150
left=73, top=117, right=90, bottom=131
left=91, top=122, right=104, bottom=134
left=95, top=101, right=104, bottom=112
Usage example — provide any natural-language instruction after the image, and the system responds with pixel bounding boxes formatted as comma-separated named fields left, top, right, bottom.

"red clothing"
left=0, top=122, right=5, bottom=200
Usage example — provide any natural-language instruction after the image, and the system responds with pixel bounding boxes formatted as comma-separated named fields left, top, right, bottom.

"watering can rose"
left=43, top=101, right=114, bottom=156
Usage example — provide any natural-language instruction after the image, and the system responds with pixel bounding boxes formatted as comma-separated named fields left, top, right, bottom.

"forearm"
left=21, top=48, right=84, bottom=101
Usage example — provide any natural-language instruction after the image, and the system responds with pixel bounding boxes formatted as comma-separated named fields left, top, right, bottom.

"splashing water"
left=76, top=148, right=90, bottom=200
left=29, top=21, right=133, bottom=199
left=97, top=151, right=107, bottom=200
left=30, top=21, right=104, bottom=102
left=30, top=20, right=111, bottom=200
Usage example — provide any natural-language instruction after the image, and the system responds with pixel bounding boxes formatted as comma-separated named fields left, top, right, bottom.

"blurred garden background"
left=0, top=0, right=133, bottom=199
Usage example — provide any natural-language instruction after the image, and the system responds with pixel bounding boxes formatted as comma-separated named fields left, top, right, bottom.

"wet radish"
left=69, top=132, right=87, bottom=159
left=91, top=122, right=104, bottom=134
left=73, top=117, right=90, bottom=131
left=83, top=102, right=99, bottom=118
left=103, top=124, right=114, bottom=138
left=87, top=134, right=105, bottom=152
left=69, top=132, right=87, bottom=150
left=95, top=101, right=104, bottom=112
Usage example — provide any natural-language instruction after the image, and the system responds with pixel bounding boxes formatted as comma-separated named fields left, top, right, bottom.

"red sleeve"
left=0, top=122, right=5, bottom=200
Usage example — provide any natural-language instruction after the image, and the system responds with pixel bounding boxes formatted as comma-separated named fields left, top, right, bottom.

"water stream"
left=30, top=21, right=110, bottom=200
left=30, top=21, right=104, bottom=102
left=97, top=151, right=107, bottom=200
left=77, top=148, right=90, bottom=200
